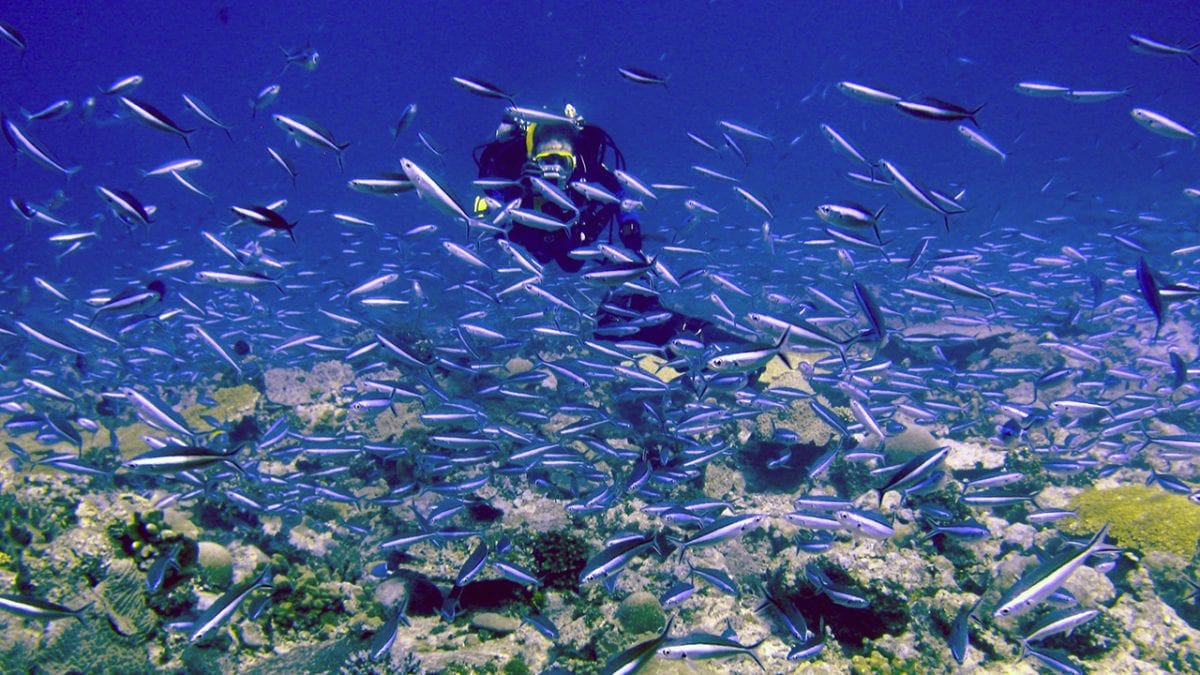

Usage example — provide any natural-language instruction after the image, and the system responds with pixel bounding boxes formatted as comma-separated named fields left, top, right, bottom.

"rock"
left=1000, top=522, right=1036, bottom=550
left=505, top=356, right=534, bottom=375
left=196, top=541, right=233, bottom=589
left=231, top=543, right=270, bottom=583
left=1109, top=568, right=1200, bottom=670
left=884, top=423, right=939, bottom=453
left=471, top=611, right=520, bottom=634
left=374, top=577, right=409, bottom=609
left=237, top=619, right=269, bottom=649
left=615, top=591, right=665, bottom=635
left=161, top=508, right=200, bottom=540
left=288, top=523, right=335, bottom=556
left=944, top=438, right=1006, bottom=471
left=1062, top=564, right=1115, bottom=607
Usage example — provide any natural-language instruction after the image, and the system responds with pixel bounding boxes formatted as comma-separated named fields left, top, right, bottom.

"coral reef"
left=264, top=553, right=360, bottom=641
left=33, top=619, right=159, bottom=675
left=0, top=477, right=78, bottom=568
left=107, top=507, right=184, bottom=563
left=94, top=558, right=158, bottom=636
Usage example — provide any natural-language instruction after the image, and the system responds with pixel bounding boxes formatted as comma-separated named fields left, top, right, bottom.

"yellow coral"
left=1069, top=485, right=1200, bottom=558
left=637, top=354, right=682, bottom=383
left=183, top=383, right=261, bottom=430
left=850, top=650, right=922, bottom=675
left=759, top=351, right=822, bottom=391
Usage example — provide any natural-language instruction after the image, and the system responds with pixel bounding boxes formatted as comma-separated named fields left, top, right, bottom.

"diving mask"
left=533, top=149, right=576, bottom=187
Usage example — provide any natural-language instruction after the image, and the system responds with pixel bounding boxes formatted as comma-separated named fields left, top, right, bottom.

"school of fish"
left=2, top=17, right=1200, bottom=675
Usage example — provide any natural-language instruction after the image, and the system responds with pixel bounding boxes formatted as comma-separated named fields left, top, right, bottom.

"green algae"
left=525, top=530, right=588, bottom=591
left=1069, top=485, right=1200, bottom=558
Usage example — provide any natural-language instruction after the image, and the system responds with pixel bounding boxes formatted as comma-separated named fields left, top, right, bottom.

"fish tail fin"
left=336, top=144, right=349, bottom=173
left=837, top=333, right=858, bottom=363
left=252, top=566, right=274, bottom=589
left=74, top=601, right=94, bottom=624
left=1136, top=423, right=1152, bottom=454
left=969, top=102, right=986, bottom=127
left=775, top=327, right=798, bottom=370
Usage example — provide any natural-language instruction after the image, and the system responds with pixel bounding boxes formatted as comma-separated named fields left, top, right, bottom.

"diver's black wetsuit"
left=475, top=124, right=641, bottom=272
left=474, top=124, right=730, bottom=348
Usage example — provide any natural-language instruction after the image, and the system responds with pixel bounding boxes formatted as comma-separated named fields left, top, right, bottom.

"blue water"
left=4, top=2, right=1198, bottom=277
left=3, top=1, right=1200, bottom=673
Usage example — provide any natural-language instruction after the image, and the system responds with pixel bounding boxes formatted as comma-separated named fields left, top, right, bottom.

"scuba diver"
left=473, top=105, right=641, bottom=272
left=473, top=105, right=735, bottom=348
